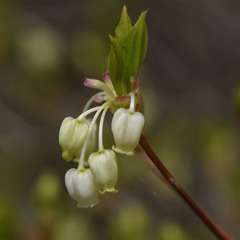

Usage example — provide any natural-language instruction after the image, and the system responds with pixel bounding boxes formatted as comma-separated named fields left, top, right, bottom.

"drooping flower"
left=89, top=149, right=118, bottom=193
left=111, top=108, right=144, bottom=155
left=65, top=168, right=99, bottom=208
left=60, top=6, right=148, bottom=207
left=59, top=117, right=89, bottom=161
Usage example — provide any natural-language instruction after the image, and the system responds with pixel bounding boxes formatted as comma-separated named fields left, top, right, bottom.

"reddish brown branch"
left=139, top=134, right=233, bottom=240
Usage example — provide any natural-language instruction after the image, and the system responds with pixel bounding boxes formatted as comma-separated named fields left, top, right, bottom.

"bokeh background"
left=1, top=0, right=240, bottom=239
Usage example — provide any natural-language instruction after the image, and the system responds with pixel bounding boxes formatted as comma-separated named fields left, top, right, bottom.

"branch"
left=139, top=134, right=233, bottom=240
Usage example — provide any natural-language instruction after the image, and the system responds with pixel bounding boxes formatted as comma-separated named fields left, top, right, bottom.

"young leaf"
left=108, top=7, right=148, bottom=96
left=115, top=5, right=132, bottom=42
left=121, top=10, right=148, bottom=93
left=108, top=35, right=125, bottom=96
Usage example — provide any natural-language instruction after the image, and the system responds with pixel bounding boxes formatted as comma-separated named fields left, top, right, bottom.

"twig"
left=139, top=134, right=233, bottom=240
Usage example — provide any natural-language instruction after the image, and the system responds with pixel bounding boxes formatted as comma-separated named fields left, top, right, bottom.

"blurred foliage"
left=16, top=24, right=63, bottom=77
left=234, top=87, right=240, bottom=116
left=0, top=0, right=13, bottom=65
left=32, top=170, right=63, bottom=223
left=0, top=0, right=240, bottom=240
left=157, top=221, right=191, bottom=240
left=69, top=31, right=109, bottom=77
left=0, top=198, right=19, bottom=240
left=108, top=201, right=151, bottom=240
left=51, top=214, right=94, bottom=240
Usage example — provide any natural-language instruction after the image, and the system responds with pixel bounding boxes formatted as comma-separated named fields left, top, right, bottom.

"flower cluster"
left=59, top=72, right=145, bottom=208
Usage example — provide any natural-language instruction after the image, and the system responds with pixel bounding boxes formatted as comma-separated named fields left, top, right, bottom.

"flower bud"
left=65, top=168, right=99, bottom=208
left=89, top=149, right=118, bottom=193
left=111, top=108, right=144, bottom=155
left=59, top=117, right=89, bottom=161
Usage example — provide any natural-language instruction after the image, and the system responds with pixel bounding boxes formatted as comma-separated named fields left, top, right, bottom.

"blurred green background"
left=0, top=0, right=240, bottom=239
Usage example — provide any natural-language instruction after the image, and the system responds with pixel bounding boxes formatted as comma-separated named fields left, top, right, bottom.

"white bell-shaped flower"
left=111, top=108, right=144, bottom=155
left=65, top=168, right=99, bottom=208
left=89, top=149, right=118, bottom=193
left=59, top=117, right=89, bottom=161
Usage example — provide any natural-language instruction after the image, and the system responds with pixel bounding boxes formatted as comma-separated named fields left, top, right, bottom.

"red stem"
left=139, top=134, right=233, bottom=240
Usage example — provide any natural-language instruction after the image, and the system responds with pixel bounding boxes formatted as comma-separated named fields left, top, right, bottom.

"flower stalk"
left=139, top=134, right=233, bottom=240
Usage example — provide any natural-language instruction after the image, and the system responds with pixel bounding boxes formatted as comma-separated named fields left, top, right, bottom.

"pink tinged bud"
left=65, top=168, right=99, bottom=208
left=131, top=76, right=140, bottom=93
left=102, top=71, right=114, bottom=91
left=93, top=93, right=105, bottom=103
left=59, top=117, right=89, bottom=161
left=102, top=71, right=111, bottom=84
left=111, top=108, right=144, bottom=155
left=84, top=78, right=115, bottom=99
left=89, top=150, right=118, bottom=194
left=84, top=78, right=102, bottom=89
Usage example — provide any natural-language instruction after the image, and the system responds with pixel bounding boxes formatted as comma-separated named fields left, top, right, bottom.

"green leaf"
left=108, top=35, right=125, bottom=96
left=133, top=10, right=148, bottom=68
left=108, top=7, right=148, bottom=96
left=121, top=10, right=148, bottom=93
left=115, top=5, right=132, bottom=42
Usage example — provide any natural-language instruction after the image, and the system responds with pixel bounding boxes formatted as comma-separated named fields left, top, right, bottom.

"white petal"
left=89, top=150, right=118, bottom=193
left=65, top=168, right=99, bottom=208
left=59, top=117, right=89, bottom=161
left=111, top=108, right=144, bottom=155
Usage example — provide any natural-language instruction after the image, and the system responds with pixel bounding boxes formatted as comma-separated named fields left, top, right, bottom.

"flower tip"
left=108, top=188, right=118, bottom=193
left=142, top=8, right=149, bottom=14
left=100, top=188, right=118, bottom=194
left=112, top=146, right=134, bottom=156
left=102, top=71, right=111, bottom=84
left=93, top=93, right=104, bottom=103
left=102, top=71, right=110, bottom=80
left=77, top=198, right=99, bottom=208
left=84, top=78, right=101, bottom=88
left=62, top=151, right=72, bottom=161
left=77, top=203, right=88, bottom=208
left=84, top=78, right=92, bottom=87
